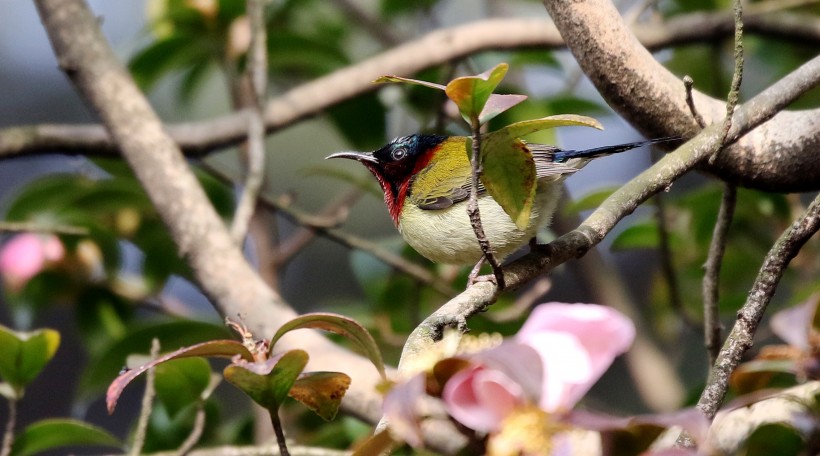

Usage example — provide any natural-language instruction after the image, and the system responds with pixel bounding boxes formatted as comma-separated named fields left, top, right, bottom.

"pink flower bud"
left=0, top=233, right=64, bottom=291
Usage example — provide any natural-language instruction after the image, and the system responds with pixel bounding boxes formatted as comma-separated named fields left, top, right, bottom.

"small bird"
left=327, top=134, right=676, bottom=267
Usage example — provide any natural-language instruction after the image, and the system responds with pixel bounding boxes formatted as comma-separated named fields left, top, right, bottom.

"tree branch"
left=229, top=0, right=269, bottom=244
left=33, top=0, right=387, bottom=433
left=703, top=184, right=736, bottom=367
left=695, top=193, right=820, bottom=421
left=4, top=12, right=819, bottom=190
left=543, top=0, right=820, bottom=192
left=398, top=50, right=820, bottom=379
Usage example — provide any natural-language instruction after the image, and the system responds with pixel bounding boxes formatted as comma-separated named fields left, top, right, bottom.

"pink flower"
left=443, top=364, right=527, bottom=433
left=442, top=303, right=635, bottom=432
left=0, top=233, right=64, bottom=291
left=516, top=303, right=635, bottom=412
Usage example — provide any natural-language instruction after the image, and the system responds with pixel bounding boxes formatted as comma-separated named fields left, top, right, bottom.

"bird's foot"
left=467, top=256, right=504, bottom=288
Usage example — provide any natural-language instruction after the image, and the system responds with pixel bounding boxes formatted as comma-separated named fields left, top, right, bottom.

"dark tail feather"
left=553, top=136, right=682, bottom=163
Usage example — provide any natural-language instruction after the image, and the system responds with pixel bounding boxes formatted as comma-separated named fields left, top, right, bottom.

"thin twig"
left=710, top=0, right=745, bottom=164
left=683, top=76, right=707, bottom=128
left=175, top=403, right=206, bottom=455
left=331, top=0, right=400, bottom=46
left=695, top=193, right=820, bottom=420
left=130, top=339, right=161, bottom=456
left=466, top=126, right=505, bottom=289
left=703, top=183, right=737, bottom=367
left=230, top=0, right=269, bottom=244
left=0, top=398, right=17, bottom=456
left=0, top=221, right=89, bottom=236
left=272, top=188, right=363, bottom=268
left=654, top=192, right=700, bottom=332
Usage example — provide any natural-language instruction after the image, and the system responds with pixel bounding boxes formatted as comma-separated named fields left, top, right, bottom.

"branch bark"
left=33, top=0, right=386, bottom=432
left=4, top=11, right=819, bottom=190
left=695, top=193, right=820, bottom=421
left=543, top=0, right=820, bottom=191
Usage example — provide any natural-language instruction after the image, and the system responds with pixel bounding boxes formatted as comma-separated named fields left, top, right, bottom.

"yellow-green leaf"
left=445, top=63, right=510, bottom=124
left=0, top=326, right=60, bottom=395
left=492, top=114, right=603, bottom=140
left=223, top=349, right=308, bottom=412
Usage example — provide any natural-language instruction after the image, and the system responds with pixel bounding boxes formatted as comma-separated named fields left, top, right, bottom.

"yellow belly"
left=398, top=182, right=562, bottom=265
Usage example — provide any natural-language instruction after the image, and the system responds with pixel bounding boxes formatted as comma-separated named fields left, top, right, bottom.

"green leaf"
left=480, top=136, right=536, bottom=230
left=0, top=326, right=60, bottom=395
left=289, top=371, right=351, bottom=421
left=477, top=114, right=601, bottom=230
left=489, top=114, right=603, bottom=140
left=269, top=313, right=386, bottom=380
left=564, top=187, right=618, bottom=215
left=223, top=349, right=308, bottom=411
left=610, top=222, right=660, bottom=251
left=154, top=357, right=213, bottom=417
left=444, top=63, right=510, bottom=124
left=106, top=338, right=252, bottom=414
left=10, top=419, right=121, bottom=456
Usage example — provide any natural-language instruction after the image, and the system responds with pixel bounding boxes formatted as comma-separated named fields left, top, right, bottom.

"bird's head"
left=326, top=134, right=447, bottom=223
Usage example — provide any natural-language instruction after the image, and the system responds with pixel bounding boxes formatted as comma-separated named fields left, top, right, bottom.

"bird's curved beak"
left=325, top=151, right=379, bottom=164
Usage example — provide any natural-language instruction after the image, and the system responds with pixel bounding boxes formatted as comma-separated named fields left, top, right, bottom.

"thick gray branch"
left=544, top=0, right=820, bottom=191
left=4, top=13, right=819, bottom=190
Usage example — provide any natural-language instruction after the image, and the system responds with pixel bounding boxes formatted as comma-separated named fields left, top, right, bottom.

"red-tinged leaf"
left=373, top=75, right=446, bottom=91
left=445, top=63, right=509, bottom=124
left=289, top=371, right=351, bottom=421
left=478, top=93, right=527, bottom=125
left=480, top=136, right=536, bottom=230
left=223, top=349, right=308, bottom=412
left=269, top=312, right=386, bottom=380
left=106, top=339, right=252, bottom=414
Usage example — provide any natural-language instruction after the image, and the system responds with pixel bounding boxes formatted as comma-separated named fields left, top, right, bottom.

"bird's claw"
left=468, top=273, right=497, bottom=287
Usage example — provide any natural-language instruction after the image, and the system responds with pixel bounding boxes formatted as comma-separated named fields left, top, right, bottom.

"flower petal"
left=443, top=365, right=525, bottom=432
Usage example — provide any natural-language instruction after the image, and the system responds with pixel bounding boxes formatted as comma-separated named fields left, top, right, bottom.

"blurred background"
left=0, top=0, right=818, bottom=453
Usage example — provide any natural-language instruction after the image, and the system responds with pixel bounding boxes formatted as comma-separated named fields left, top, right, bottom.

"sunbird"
left=327, top=134, right=676, bottom=267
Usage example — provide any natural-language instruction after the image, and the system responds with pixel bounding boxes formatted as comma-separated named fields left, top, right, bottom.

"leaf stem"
left=466, top=120, right=505, bottom=289
left=269, top=409, right=290, bottom=456
left=0, top=397, right=17, bottom=456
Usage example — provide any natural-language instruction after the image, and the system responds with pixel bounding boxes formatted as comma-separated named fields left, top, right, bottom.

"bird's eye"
left=392, top=147, right=408, bottom=160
